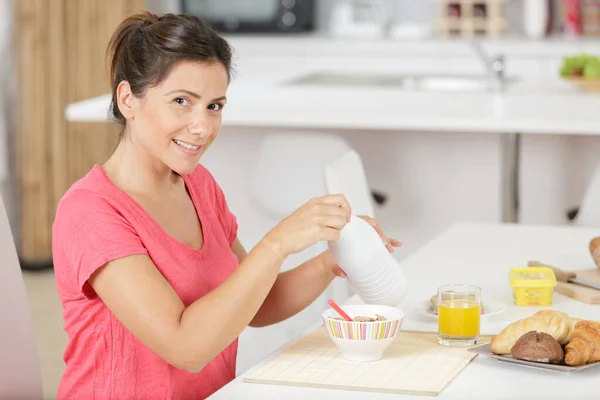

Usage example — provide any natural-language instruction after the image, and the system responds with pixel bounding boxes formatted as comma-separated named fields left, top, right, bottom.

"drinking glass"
left=437, top=284, right=481, bottom=347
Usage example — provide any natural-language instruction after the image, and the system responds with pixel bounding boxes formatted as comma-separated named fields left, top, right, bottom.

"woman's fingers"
left=364, top=216, right=387, bottom=239
left=332, top=265, right=347, bottom=278
left=360, top=215, right=402, bottom=253
left=320, top=215, right=349, bottom=230
left=318, top=194, right=351, bottom=220
left=389, top=238, right=403, bottom=247
left=320, top=226, right=342, bottom=242
left=318, top=194, right=350, bottom=207
left=311, top=203, right=351, bottom=230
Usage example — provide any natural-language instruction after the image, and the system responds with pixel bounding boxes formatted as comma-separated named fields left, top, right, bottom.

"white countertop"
left=65, top=75, right=600, bottom=138
left=64, top=78, right=600, bottom=136
left=64, top=36, right=600, bottom=135
left=209, top=222, right=600, bottom=400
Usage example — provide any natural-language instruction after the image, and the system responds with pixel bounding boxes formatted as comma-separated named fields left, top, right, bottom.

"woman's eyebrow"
left=164, top=90, right=226, bottom=103
left=164, top=89, right=200, bottom=99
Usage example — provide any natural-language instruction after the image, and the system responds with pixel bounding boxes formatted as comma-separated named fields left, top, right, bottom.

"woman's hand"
left=328, top=215, right=402, bottom=279
left=264, top=194, right=352, bottom=260
left=358, top=215, right=403, bottom=253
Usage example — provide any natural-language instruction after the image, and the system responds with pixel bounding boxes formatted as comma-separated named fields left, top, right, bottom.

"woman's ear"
left=116, top=80, right=135, bottom=120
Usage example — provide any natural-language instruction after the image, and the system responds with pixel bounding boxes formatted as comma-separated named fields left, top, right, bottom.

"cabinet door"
left=15, top=0, right=146, bottom=264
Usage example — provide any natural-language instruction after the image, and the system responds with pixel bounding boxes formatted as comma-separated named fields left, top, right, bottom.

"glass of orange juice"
left=437, top=284, right=481, bottom=347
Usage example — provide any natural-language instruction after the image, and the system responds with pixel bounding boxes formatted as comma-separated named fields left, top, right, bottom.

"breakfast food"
left=335, top=314, right=387, bottom=322
left=589, top=236, right=600, bottom=270
left=490, top=310, right=581, bottom=355
left=491, top=310, right=600, bottom=367
left=354, top=314, right=387, bottom=322
left=430, top=294, right=484, bottom=314
left=510, top=331, right=564, bottom=364
left=564, top=320, right=600, bottom=366
left=534, top=310, right=582, bottom=334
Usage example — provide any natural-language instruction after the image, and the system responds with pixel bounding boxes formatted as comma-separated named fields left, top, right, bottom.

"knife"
left=528, top=260, right=600, bottom=291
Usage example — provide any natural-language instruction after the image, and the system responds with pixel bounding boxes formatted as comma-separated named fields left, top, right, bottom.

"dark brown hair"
left=105, top=11, right=233, bottom=135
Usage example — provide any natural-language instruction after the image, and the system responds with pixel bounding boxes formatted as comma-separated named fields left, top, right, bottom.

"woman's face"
left=120, top=60, right=229, bottom=175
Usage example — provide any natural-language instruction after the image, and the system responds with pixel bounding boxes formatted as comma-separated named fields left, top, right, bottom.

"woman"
left=52, top=11, right=401, bottom=400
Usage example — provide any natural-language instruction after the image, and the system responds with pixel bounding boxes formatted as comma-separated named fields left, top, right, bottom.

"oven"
left=180, top=0, right=316, bottom=33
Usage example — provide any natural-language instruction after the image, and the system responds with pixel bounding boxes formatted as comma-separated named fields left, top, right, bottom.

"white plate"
left=417, top=299, right=506, bottom=319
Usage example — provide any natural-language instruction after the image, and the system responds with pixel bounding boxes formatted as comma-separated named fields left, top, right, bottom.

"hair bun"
left=138, top=11, right=159, bottom=30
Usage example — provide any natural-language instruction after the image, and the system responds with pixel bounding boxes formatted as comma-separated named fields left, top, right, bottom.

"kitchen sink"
left=287, top=72, right=518, bottom=93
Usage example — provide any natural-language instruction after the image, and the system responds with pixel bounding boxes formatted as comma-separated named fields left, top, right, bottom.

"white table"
left=209, top=222, right=600, bottom=400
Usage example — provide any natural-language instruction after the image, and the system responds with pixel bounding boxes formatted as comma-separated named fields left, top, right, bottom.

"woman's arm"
left=90, top=239, right=283, bottom=373
left=232, top=241, right=337, bottom=327
left=237, top=216, right=402, bottom=327
left=88, top=194, right=351, bottom=374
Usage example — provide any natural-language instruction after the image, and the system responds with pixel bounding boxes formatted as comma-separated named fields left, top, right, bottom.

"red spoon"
left=328, top=299, right=353, bottom=322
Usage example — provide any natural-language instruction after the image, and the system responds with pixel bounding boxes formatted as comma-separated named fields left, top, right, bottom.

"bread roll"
left=590, top=236, right=600, bottom=270
left=510, top=331, right=564, bottom=364
left=533, top=310, right=582, bottom=337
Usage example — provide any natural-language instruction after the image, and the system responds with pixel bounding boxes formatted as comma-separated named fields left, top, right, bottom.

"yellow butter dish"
left=509, top=267, right=557, bottom=306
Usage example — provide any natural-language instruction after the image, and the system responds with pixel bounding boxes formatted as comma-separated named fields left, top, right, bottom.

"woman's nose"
left=187, top=117, right=211, bottom=137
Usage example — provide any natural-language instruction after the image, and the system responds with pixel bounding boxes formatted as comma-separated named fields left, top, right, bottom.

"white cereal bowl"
left=321, top=304, right=404, bottom=362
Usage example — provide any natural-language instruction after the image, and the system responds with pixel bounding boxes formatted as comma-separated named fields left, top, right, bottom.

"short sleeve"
left=53, top=189, right=148, bottom=298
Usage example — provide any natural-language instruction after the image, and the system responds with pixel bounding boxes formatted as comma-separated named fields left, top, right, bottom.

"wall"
left=149, top=0, right=566, bottom=36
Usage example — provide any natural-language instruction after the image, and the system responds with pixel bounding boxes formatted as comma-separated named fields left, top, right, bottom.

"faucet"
left=471, top=40, right=505, bottom=93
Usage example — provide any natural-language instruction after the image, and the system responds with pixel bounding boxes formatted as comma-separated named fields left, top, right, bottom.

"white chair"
left=236, top=132, right=355, bottom=374
left=325, top=149, right=376, bottom=218
left=0, top=195, right=43, bottom=399
left=250, top=133, right=377, bottom=301
left=251, top=132, right=354, bottom=220
left=238, top=133, right=379, bottom=375
left=574, top=161, right=600, bottom=226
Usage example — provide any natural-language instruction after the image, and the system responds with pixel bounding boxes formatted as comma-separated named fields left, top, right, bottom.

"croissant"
left=490, top=315, right=571, bottom=355
left=564, top=320, right=600, bottom=366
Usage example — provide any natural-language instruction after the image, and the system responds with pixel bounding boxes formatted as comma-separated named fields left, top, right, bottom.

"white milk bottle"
left=328, top=215, right=407, bottom=306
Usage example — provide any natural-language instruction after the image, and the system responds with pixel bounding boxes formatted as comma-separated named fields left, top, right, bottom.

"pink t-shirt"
left=52, top=164, right=240, bottom=400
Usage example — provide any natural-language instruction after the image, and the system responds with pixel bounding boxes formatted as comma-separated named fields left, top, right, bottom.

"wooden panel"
left=15, top=0, right=146, bottom=263
left=15, top=0, right=52, bottom=261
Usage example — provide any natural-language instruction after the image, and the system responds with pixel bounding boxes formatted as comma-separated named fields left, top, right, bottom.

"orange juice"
left=438, top=299, right=481, bottom=338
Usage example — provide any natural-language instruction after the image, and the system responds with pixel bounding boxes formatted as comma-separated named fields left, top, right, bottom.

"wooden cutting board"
left=244, top=328, right=491, bottom=396
left=555, top=269, right=600, bottom=304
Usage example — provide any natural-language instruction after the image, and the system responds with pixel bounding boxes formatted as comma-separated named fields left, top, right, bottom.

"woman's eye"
left=173, top=97, right=190, bottom=106
left=209, top=103, right=224, bottom=112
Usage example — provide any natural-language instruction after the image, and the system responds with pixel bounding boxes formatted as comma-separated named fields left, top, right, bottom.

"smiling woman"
left=51, top=10, right=400, bottom=400
left=105, top=11, right=231, bottom=174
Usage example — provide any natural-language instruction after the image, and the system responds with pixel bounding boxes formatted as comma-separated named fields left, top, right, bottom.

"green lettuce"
left=560, top=53, right=600, bottom=78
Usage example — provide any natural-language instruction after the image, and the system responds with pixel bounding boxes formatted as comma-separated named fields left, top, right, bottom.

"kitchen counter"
left=65, top=43, right=599, bottom=135
left=208, top=222, right=600, bottom=399
left=64, top=38, right=600, bottom=224
left=65, top=72, right=600, bottom=134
